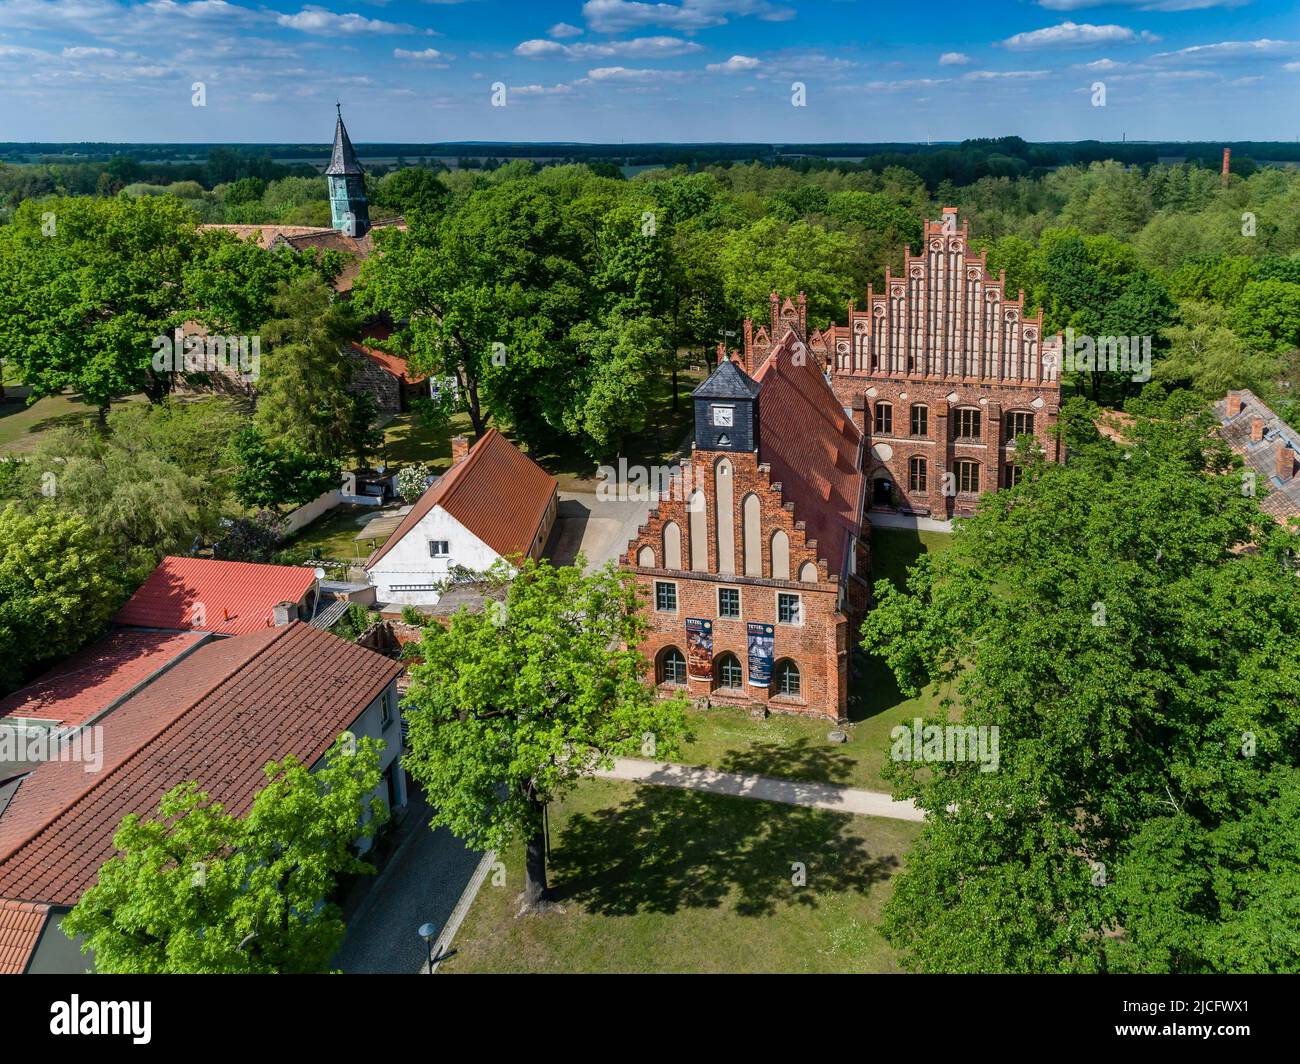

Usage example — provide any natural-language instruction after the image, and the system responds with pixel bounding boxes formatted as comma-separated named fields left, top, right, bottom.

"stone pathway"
left=592, top=757, right=924, bottom=822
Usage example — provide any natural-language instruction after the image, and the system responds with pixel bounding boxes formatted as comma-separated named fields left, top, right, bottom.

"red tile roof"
left=753, top=331, right=865, bottom=579
left=0, top=630, right=207, bottom=729
left=114, top=557, right=318, bottom=636
left=351, top=342, right=427, bottom=385
left=365, top=427, right=557, bottom=570
left=0, top=622, right=402, bottom=907
left=0, top=898, right=49, bottom=975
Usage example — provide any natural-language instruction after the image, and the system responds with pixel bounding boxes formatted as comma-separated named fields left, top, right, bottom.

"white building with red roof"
left=365, top=428, right=558, bottom=608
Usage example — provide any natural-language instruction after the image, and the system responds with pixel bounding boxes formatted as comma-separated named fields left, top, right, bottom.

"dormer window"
left=712, top=405, right=734, bottom=427
left=716, top=433, right=732, bottom=447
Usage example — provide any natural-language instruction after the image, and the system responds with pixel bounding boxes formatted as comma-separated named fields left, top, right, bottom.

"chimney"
left=1251, top=419, right=1266, bottom=442
left=1222, top=147, right=1231, bottom=187
left=1225, top=394, right=1243, bottom=418
left=451, top=435, right=470, bottom=465
left=273, top=601, right=298, bottom=626
left=1277, top=444, right=1294, bottom=482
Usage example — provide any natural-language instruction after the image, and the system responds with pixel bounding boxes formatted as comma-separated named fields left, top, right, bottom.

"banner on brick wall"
left=685, top=617, right=713, bottom=679
left=747, top=622, right=774, bottom=687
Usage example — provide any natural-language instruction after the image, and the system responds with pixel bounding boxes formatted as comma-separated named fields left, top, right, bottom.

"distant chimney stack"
left=1222, top=147, right=1231, bottom=187
left=273, top=601, right=298, bottom=626
left=1277, top=444, right=1294, bottom=482
left=451, top=435, right=470, bottom=465
left=1251, top=418, right=1266, bottom=442
left=1226, top=394, right=1243, bottom=418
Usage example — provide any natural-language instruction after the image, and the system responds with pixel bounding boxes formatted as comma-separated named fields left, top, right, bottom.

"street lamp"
left=418, top=922, right=438, bottom=972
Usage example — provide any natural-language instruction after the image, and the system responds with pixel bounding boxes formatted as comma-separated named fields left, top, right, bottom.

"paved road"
left=543, top=491, right=652, bottom=572
left=594, top=757, right=925, bottom=822
left=333, top=790, right=484, bottom=973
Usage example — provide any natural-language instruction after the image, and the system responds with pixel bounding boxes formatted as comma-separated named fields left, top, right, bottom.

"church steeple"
left=325, top=104, right=369, bottom=237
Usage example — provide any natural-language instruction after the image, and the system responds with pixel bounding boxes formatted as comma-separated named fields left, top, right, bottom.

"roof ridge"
left=0, top=625, right=298, bottom=873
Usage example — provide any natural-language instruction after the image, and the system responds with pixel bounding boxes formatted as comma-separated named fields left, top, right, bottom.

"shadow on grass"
left=549, top=784, right=898, bottom=918
left=715, top=735, right=857, bottom=786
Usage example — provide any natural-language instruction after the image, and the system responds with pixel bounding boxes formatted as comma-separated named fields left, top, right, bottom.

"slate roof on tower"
left=325, top=108, right=365, bottom=176
left=694, top=357, right=762, bottom=400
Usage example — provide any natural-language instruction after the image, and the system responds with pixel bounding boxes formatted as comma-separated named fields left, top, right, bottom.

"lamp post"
left=418, top=922, right=438, bottom=972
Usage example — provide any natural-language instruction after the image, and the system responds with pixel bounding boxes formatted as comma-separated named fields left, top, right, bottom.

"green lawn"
left=675, top=525, right=957, bottom=790
left=0, top=392, right=149, bottom=454
left=440, top=778, right=919, bottom=974
left=279, top=504, right=387, bottom=570
left=374, top=409, right=474, bottom=471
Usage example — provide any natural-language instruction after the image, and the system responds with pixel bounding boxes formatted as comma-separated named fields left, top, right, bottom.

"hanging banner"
left=747, top=622, right=774, bottom=687
left=685, top=617, right=713, bottom=679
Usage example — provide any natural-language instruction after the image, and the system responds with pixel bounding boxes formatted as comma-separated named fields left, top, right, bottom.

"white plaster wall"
left=366, top=505, right=502, bottom=605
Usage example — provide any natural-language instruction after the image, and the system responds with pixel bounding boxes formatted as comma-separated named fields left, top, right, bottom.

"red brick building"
left=622, top=340, right=869, bottom=721
left=747, top=209, right=1063, bottom=520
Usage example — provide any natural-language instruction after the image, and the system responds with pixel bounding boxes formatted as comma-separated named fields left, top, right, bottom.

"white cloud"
left=515, top=35, right=702, bottom=59
left=706, top=54, right=760, bottom=73
left=276, top=6, right=428, bottom=35
left=864, top=77, right=951, bottom=92
left=587, top=65, right=689, bottom=81
left=510, top=82, right=575, bottom=95
left=938, top=52, right=971, bottom=66
left=581, top=0, right=794, bottom=34
left=1002, top=22, right=1158, bottom=51
left=62, top=46, right=119, bottom=58
left=962, top=69, right=1052, bottom=80
left=1150, top=39, right=1300, bottom=63
left=548, top=21, right=583, bottom=38
left=1038, top=0, right=1246, bottom=10
left=394, top=47, right=449, bottom=63
left=1082, top=57, right=1125, bottom=70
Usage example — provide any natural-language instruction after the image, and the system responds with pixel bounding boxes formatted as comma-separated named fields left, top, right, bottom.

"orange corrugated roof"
left=351, top=342, right=427, bottom=385
left=753, top=331, right=865, bottom=578
left=114, top=557, right=317, bottom=636
left=0, top=623, right=401, bottom=907
left=0, top=898, right=49, bottom=974
left=0, top=629, right=207, bottom=729
left=365, top=428, right=557, bottom=570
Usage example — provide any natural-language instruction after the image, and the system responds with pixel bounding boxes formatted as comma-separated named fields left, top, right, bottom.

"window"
left=956, top=460, right=981, bottom=494
left=716, top=652, right=743, bottom=690
left=1004, top=463, right=1023, bottom=488
left=380, top=689, right=393, bottom=728
left=910, top=404, right=928, bottom=437
left=777, top=592, right=801, bottom=625
left=874, top=402, right=893, bottom=436
left=712, top=405, right=734, bottom=427
left=659, top=647, right=687, bottom=685
left=428, top=540, right=450, bottom=558
left=1006, top=411, right=1034, bottom=439
left=775, top=660, right=801, bottom=697
left=718, top=587, right=740, bottom=619
left=909, top=456, right=927, bottom=493
left=654, top=581, right=677, bottom=612
left=955, top=408, right=981, bottom=440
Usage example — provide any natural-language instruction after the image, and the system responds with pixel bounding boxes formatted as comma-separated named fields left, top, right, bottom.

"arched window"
left=742, top=493, right=762, bottom=577
left=770, top=529, right=790, bottom=580
left=663, top=521, right=682, bottom=570
left=874, top=402, right=893, bottom=436
left=955, top=459, right=981, bottom=494
left=774, top=659, right=801, bottom=697
left=688, top=491, right=708, bottom=571
left=715, top=456, right=735, bottom=575
left=910, top=404, right=928, bottom=438
left=658, top=647, right=687, bottom=686
left=909, top=456, right=927, bottom=493
left=716, top=652, right=743, bottom=690
left=798, top=561, right=818, bottom=583
left=954, top=407, right=982, bottom=440
left=1005, top=410, right=1034, bottom=439
left=637, top=545, right=656, bottom=567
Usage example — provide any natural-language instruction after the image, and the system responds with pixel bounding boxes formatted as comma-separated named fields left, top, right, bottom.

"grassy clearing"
left=0, top=392, right=149, bottom=454
left=440, top=777, right=920, bottom=974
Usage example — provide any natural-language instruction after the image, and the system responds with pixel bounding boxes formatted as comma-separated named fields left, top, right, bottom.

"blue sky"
left=1, top=0, right=1298, bottom=142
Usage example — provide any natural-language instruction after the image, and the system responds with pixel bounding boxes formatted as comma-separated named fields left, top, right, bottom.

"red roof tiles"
left=0, top=630, right=207, bottom=729
left=753, top=331, right=865, bottom=579
left=0, top=898, right=49, bottom=975
left=0, top=622, right=401, bottom=907
left=114, top=557, right=318, bottom=636
left=366, top=427, right=557, bottom=569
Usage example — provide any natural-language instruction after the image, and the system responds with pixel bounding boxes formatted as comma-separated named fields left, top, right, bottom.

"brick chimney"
left=1222, top=147, right=1231, bottom=187
left=1225, top=394, right=1243, bottom=418
left=1251, top=419, right=1266, bottom=442
left=1277, top=444, right=1294, bottom=482
left=450, top=435, right=470, bottom=465
left=273, top=601, right=298, bottom=626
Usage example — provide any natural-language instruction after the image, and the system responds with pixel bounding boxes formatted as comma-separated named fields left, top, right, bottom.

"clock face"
left=712, top=405, right=734, bottom=427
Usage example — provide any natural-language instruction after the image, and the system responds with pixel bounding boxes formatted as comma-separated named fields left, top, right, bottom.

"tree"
left=373, top=167, right=448, bottom=218
left=63, top=737, right=387, bottom=974
left=566, top=313, right=671, bottom=456
left=254, top=275, right=367, bottom=463
left=0, top=196, right=201, bottom=416
left=716, top=217, right=857, bottom=326
left=0, top=504, right=122, bottom=693
left=230, top=426, right=340, bottom=514
left=862, top=393, right=1300, bottom=973
left=396, top=463, right=432, bottom=502
left=1229, top=279, right=1300, bottom=352
left=402, top=559, right=689, bottom=909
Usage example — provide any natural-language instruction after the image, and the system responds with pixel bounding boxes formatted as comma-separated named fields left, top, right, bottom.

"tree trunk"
left=522, top=824, right=549, bottom=909
left=671, top=357, right=678, bottom=412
